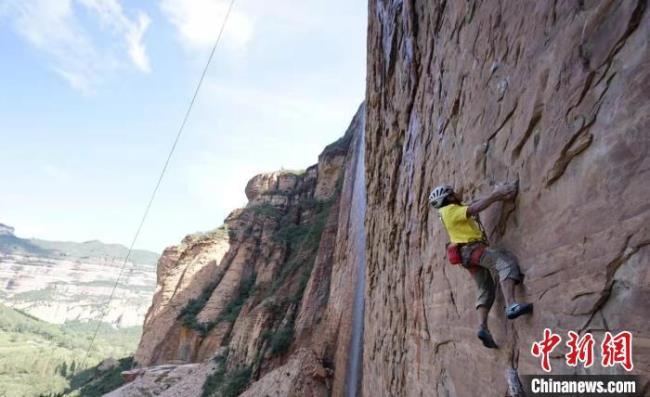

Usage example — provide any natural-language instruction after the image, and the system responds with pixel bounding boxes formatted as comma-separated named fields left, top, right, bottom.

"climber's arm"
left=466, top=183, right=517, bottom=216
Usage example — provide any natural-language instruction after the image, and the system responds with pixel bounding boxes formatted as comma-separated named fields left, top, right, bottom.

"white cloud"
left=76, top=0, right=151, bottom=72
left=160, top=0, right=254, bottom=54
left=126, top=13, right=152, bottom=72
left=1, top=0, right=151, bottom=92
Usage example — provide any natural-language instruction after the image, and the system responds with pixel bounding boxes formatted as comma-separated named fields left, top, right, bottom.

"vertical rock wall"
left=364, top=1, right=649, bottom=396
left=126, top=106, right=367, bottom=396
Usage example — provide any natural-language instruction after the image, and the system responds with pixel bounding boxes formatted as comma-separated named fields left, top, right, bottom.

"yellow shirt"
left=439, top=204, right=484, bottom=243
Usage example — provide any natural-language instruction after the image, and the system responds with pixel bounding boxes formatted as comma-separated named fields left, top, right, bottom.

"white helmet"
left=429, top=185, right=454, bottom=208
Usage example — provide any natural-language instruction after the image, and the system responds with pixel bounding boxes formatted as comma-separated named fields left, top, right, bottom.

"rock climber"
left=429, top=183, right=533, bottom=349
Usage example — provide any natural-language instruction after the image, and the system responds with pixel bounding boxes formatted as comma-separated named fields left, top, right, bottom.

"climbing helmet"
left=429, top=185, right=454, bottom=208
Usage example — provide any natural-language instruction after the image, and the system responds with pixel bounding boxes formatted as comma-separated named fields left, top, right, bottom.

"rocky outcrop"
left=364, top=1, right=649, bottom=396
left=238, top=349, right=329, bottom=397
left=134, top=229, right=231, bottom=364
left=119, top=105, right=367, bottom=396
left=107, top=363, right=213, bottom=397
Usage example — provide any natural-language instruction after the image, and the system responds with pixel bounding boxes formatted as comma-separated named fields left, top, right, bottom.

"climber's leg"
left=477, top=305, right=488, bottom=328
left=477, top=325, right=498, bottom=349
left=471, top=267, right=498, bottom=348
left=477, top=300, right=497, bottom=349
left=472, top=266, right=496, bottom=314
left=481, top=247, right=533, bottom=319
left=502, top=277, right=516, bottom=307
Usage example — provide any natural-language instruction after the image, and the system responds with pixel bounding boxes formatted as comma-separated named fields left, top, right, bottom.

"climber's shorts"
left=460, top=244, right=523, bottom=309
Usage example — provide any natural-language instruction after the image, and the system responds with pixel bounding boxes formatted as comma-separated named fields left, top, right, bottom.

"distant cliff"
left=0, top=223, right=15, bottom=236
left=112, top=105, right=366, bottom=396
left=0, top=226, right=158, bottom=326
left=363, top=0, right=649, bottom=396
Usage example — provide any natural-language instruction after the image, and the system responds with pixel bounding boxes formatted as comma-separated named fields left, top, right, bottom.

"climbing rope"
left=78, top=0, right=238, bottom=372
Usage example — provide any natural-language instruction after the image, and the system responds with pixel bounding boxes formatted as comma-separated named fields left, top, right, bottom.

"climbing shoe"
left=506, top=302, right=533, bottom=319
left=477, top=327, right=498, bottom=349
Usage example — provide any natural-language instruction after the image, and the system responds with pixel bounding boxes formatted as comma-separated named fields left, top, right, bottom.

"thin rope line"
left=78, top=0, right=238, bottom=372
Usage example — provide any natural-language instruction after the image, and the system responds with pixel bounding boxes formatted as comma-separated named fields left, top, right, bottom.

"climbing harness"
left=439, top=204, right=489, bottom=269
left=446, top=242, right=462, bottom=264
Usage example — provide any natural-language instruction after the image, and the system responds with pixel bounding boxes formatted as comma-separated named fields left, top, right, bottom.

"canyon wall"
left=116, top=106, right=366, bottom=396
left=0, top=228, right=157, bottom=327
left=363, top=0, right=649, bottom=396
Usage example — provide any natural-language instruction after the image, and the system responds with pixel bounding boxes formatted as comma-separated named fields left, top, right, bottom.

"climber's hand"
left=503, top=190, right=517, bottom=201
left=468, top=182, right=518, bottom=216
left=496, top=182, right=517, bottom=201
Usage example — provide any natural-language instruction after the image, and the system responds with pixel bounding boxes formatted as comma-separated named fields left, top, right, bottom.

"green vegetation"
left=180, top=275, right=256, bottom=336
left=321, top=129, right=353, bottom=157
left=11, top=285, right=143, bottom=309
left=212, top=225, right=230, bottom=240
left=197, top=194, right=336, bottom=393
left=268, top=324, right=294, bottom=356
left=259, top=198, right=333, bottom=359
left=12, top=286, right=56, bottom=301
left=248, top=203, right=283, bottom=219
left=202, top=363, right=252, bottom=397
left=196, top=197, right=334, bottom=395
left=202, top=354, right=228, bottom=397
left=216, top=275, right=256, bottom=324
left=269, top=199, right=331, bottom=296
left=259, top=189, right=292, bottom=197
left=179, top=225, right=255, bottom=336
left=191, top=226, right=230, bottom=244
left=0, top=303, right=141, bottom=397
left=221, top=366, right=253, bottom=397
left=65, top=356, right=134, bottom=397
left=179, top=279, right=220, bottom=334
left=202, top=350, right=252, bottom=397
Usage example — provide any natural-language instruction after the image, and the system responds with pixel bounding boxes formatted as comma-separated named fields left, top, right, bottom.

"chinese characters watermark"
left=531, top=329, right=634, bottom=372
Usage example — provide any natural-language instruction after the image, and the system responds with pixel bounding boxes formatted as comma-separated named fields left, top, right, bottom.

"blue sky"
left=0, top=0, right=367, bottom=252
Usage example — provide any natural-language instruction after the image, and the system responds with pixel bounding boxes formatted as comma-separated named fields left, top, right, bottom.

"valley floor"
left=0, top=304, right=140, bottom=397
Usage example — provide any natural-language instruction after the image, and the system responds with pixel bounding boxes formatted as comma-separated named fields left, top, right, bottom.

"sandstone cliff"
left=115, top=105, right=367, bottom=396
left=364, top=1, right=649, bottom=396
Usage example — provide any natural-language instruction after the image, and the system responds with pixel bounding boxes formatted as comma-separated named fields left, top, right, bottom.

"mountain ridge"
left=0, top=223, right=159, bottom=327
left=0, top=223, right=159, bottom=266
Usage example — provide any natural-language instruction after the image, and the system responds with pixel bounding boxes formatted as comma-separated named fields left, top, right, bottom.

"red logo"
left=601, top=331, right=633, bottom=371
left=531, top=329, right=634, bottom=372
left=531, top=328, right=562, bottom=372
left=565, top=331, right=595, bottom=368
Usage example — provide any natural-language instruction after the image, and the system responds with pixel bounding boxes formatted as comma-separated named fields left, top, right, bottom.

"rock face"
left=364, top=1, right=649, bottom=396
left=134, top=229, right=231, bottom=364
left=122, top=105, right=367, bottom=396
left=238, top=349, right=329, bottom=397
left=107, top=363, right=213, bottom=397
